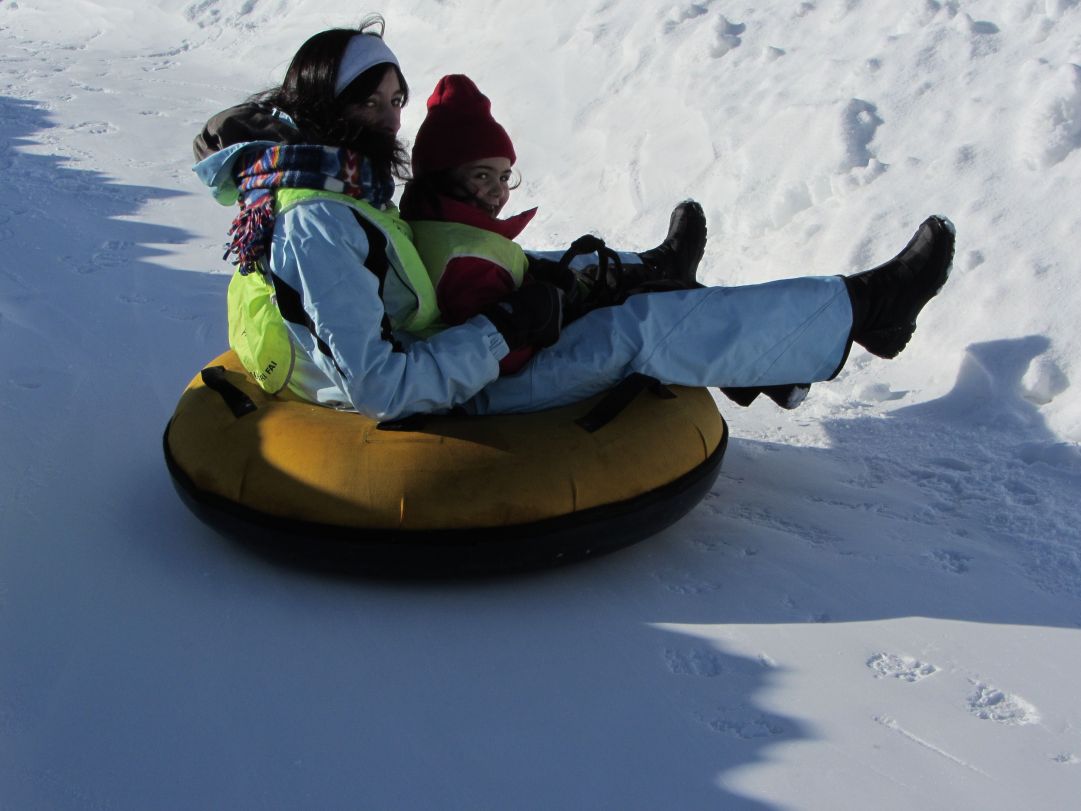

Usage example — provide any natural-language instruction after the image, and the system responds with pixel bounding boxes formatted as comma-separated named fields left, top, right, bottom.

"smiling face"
left=449, top=156, right=514, bottom=216
left=339, top=65, right=404, bottom=135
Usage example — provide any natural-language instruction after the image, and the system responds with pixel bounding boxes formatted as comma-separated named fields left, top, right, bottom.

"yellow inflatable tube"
left=164, top=350, right=727, bottom=574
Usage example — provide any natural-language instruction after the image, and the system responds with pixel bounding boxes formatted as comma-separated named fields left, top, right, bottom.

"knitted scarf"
left=224, top=144, right=396, bottom=274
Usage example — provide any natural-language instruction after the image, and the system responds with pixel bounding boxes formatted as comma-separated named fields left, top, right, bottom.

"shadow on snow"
left=3, top=92, right=1079, bottom=811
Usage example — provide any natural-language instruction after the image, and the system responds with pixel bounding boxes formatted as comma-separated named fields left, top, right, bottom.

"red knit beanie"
left=411, top=74, right=516, bottom=178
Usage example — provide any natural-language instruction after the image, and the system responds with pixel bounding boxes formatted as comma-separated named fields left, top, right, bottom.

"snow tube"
left=163, top=350, right=727, bottom=575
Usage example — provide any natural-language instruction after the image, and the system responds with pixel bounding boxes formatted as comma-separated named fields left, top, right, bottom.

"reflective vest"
left=409, top=220, right=529, bottom=294
left=227, top=188, right=441, bottom=394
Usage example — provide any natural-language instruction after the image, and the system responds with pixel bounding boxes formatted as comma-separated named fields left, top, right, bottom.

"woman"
left=194, top=20, right=955, bottom=419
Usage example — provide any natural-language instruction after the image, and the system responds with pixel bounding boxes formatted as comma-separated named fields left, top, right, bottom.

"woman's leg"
left=490, top=215, right=955, bottom=415
left=466, top=275, right=852, bottom=415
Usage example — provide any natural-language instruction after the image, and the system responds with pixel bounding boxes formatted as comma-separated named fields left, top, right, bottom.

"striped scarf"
left=225, top=145, right=395, bottom=274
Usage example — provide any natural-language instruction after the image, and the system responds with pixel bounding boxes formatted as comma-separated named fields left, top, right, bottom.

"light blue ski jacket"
left=195, top=142, right=509, bottom=420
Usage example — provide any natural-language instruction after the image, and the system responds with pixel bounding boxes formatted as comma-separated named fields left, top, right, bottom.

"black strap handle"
left=575, top=374, right=675, bottom=433
left=376, top=414, right=427, bottom=432
left=558, top=234, right=626, bottom=310
left=201, top=366, right=257, bottom=418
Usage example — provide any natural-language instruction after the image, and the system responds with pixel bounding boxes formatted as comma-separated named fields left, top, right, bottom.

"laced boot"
left=636, top=200, right=708, bottom=286
left=845, top=215, right=956, bottom=359
left=532, top=202, right=708, bottom=322
left=588, top=200, right=708, bottom=305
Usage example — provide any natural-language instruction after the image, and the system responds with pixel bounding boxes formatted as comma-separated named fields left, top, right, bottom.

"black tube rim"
left=163, top=419, right=727, bottom=578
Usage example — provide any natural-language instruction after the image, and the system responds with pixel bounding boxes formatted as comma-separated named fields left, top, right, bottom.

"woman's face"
left=341, top=65, right=404, bottom=135
left=450, top=157, right=513, bottom=217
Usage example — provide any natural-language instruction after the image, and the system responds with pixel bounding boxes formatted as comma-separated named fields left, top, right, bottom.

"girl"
left=194, top=22, right=955, bottom=420
left=397, top=73, right=548, bottom=376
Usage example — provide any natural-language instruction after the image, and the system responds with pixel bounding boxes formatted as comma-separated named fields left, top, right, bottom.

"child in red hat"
left=401, top=74, right=712, bottom=375
left=399, top=74, right=542, bottom=374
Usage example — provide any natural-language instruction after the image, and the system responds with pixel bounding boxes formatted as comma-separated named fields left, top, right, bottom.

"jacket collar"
left=410, top=193, right=537, bottom=240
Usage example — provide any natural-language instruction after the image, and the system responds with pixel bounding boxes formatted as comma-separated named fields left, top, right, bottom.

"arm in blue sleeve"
left=271, top=200, right=509, bottom=420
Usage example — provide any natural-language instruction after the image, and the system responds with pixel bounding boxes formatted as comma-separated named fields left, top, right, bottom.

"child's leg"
left=465, top=275, right=852, bottom=415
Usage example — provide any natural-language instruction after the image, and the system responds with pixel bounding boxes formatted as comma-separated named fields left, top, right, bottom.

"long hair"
left=257, top=20, right=411, bottom=182
left=398, top=172, right=453, bottom=220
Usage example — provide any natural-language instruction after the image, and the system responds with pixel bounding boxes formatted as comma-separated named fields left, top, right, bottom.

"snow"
left=2, top=0, right=1081, bottom=807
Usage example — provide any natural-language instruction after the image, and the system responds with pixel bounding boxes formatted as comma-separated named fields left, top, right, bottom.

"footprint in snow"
left=967, top=681, right=1040, bottom=725
left=77, top=240, right=133, bottom=274
left=69, top=121, right=117, bottom=135
left=952, top=12, right=1001, bottom=44
left=867, top=653, right=938, bottom=682
left=652, top=569, right=721, bottom=595
left=709, top=16, right=744, bottom=58
left=704, top=708, right=786, bottom=739
left=664, top=647, right=725, bottom=677
left=926, top=549, right=972, bottom=574
left=663, top=2, right=709, bottom=33
left=687, top=535, right=729, bottom=553
left=964, top=249, right=986, bottom=270
left=141, top=60, right=178, bottom=73
left=838, top=98, right=883, bottom=173
left=1020, top=63, right=1081, bottom=169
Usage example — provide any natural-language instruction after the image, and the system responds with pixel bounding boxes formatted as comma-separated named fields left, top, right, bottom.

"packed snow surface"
left=2, top=0, right=1080, bottom=808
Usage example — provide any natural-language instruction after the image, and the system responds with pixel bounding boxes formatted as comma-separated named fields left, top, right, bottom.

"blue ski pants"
left=466, top=273, right=853, bottom=415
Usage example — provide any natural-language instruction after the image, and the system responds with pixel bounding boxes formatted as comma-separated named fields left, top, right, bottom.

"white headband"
left=334, top=34, right=400, bottom=97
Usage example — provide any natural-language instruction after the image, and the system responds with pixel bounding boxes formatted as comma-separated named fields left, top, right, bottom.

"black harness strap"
left=575, top=373, right=676, bottom=433
left=350, top=209, right=406, bottom=353
left=267, top=270, right=346, bottom=376
left=201, top=366, right=258, bottom=418
left=376, top=414, right=428, bottom=432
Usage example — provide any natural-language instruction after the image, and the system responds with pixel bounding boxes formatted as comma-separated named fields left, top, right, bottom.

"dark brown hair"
left=258, top=22, right=411, bottom=181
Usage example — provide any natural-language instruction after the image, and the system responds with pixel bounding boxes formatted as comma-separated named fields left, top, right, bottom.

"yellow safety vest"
left=409, top=220, right=529, bottom=295
left=227, top=188, right=441, bottom=394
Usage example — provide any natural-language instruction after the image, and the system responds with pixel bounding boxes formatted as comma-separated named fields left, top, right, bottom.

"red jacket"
left=406, top=195, right=539, bottom=375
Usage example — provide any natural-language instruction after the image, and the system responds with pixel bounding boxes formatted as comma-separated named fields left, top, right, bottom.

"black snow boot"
left=636, top=200, right=708, bottom=286
left=527, top=202, right=708, bottom=323
left=721, top=383, right=811, bottom=410
left=844, top=215, right=956, bottom=359
left=583, top=199, right=707, bottom=307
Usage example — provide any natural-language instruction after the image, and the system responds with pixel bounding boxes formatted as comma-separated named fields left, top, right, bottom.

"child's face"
left=450, top=157, right=513, bottom=217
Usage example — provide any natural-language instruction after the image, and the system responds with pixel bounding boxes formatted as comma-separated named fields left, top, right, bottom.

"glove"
left=525, top=255, right=577, bottom=293
left=481, top=282, right=564, bottom=350
left=526, top=245, right=603, bottom=323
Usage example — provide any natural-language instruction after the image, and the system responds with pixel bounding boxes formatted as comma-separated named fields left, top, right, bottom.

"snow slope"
left=2, top=0, right=1080, bottom=808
